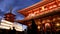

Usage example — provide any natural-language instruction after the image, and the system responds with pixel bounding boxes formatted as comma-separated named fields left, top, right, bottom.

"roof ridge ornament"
left=9, top=7, right=13, bottom=13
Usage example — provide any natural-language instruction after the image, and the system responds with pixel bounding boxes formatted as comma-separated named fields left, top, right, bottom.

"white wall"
left=0, top=19, right=27, bottom=31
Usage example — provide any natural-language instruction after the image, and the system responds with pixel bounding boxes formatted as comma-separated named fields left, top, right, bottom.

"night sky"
left=0, top=0, right=41, bottom=29
left=0, top=0, right=41, bottom=20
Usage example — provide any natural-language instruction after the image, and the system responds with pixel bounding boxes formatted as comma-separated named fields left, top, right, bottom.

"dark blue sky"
left=0, top=0, right=41, bottom=20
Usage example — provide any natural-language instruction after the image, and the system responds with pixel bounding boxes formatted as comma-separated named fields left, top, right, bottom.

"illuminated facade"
left=18, top=0, right=60, bottom=17
left=17, top=0, right=60, bottom=34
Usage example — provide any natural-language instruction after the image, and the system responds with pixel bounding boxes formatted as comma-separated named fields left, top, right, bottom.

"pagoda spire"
left=9, top=6, right=13, bottom=13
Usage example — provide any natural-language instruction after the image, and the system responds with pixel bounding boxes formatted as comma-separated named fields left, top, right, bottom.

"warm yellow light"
left=1, top=23, right=12, bottom=27
left=0, top=19, right=25, bottom=31
left=38, top=26, right=40, bottom=29
left=16, top=26, right=22, bottom=29
left=0, top=25, right=10, bottom=29
left=53, top=5, right=57, bottom=7
left=14, top=24, right=23, bottom=31
left=31, top=14, right=35, bottom=16
left=15, top=26, right=23, bottom=31
left=15, top=28, right=23, bottom=31
left=49, top=6, right=53, bottom=9
left=56, top=23, right=60, bottom=26
left=45, top=23, right=50, bottom=27
left=1, top=20, right=13, bottom=25
left=41, top=6, right=45, bottom=11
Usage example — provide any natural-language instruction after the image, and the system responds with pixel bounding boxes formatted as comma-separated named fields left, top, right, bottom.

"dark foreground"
left=0, top=29, right=60, bottom=34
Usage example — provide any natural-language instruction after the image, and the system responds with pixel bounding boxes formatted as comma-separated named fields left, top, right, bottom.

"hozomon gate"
left=17, top=0, right=60, bottom=33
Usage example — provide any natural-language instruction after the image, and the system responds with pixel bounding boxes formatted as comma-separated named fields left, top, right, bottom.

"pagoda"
left=4, top=8, right=16, bottom=22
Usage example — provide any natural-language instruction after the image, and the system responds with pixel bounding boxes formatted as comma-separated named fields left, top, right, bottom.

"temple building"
left=17, top=0, right=60, bottom=34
